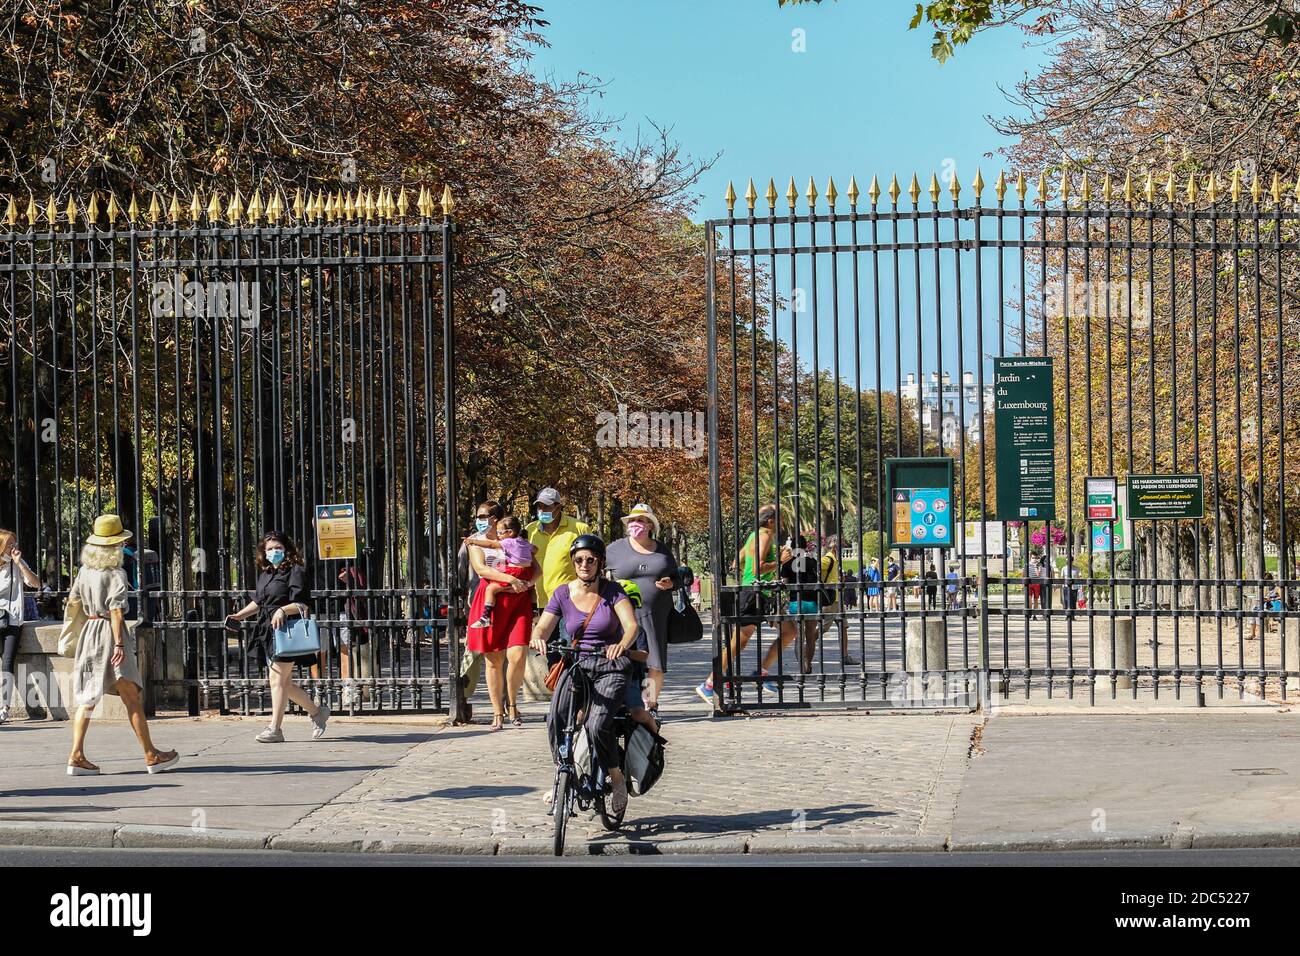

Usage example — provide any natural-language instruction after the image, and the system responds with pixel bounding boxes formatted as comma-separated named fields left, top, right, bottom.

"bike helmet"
left=569, top=533, right=606, bottom=563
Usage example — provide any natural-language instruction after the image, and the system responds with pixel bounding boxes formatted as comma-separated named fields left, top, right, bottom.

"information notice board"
left=994, top=357, right=1056, bottom=521
left=886, top=457, right=954, bottom=550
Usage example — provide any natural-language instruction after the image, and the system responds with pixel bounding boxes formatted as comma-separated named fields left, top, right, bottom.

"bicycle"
left=546, top=640, right=634, bottom=856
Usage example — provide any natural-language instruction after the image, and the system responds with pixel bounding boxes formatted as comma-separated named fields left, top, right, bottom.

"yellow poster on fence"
left=315, top=503, right=357, bottom=560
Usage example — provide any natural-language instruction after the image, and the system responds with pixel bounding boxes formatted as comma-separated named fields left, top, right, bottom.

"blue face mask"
left=537, top=511, right=554, bottom=524
left=267, top=549, right=286, bottom=566
left=475, top=518, right=491, bottom=534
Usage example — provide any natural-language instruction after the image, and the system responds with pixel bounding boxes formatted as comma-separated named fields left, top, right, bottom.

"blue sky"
left=527, top=0, right=1049, bottom=218
left=526, top=1, right=1053, bottom=394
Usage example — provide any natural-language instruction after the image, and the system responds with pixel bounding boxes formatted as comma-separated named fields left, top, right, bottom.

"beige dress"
left=71, top=566, right=141, bottom=708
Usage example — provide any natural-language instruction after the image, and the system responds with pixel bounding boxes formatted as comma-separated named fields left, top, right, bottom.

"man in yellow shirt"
left=524, top=487, right=591, bottom=610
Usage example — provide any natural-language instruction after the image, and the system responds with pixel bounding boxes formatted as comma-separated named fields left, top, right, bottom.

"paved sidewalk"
left=5, top=705, right=1300, bottom=856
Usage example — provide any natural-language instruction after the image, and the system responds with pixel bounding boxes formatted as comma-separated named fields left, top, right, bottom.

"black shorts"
left=722, top=587, right=771, bottom=626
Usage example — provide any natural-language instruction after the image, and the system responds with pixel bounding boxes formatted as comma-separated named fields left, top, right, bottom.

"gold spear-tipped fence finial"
left=862, top=174, right=876, bottom=207
left=348, top=191, right=360, bottom=219
left=418, top=186, right=431, bottom=217
left=1036, top=171, right=1048, bottom=205
left=25, top=195, right=37, bottom=226
left=396, top=187, right=409, bottom=217
left=973, top=167, right=985, bottom=202
left=4, top=195, right=15, bottom=226
left=45, top=195, right=58, bottom=224
left=84, top=193, right=98, bottom=226
left=949, top=171, right=961, bottom=203
left=168, top=194, right=181, bottom=223
left=888, top=173, right=900, bottom=205
left=1205, top=172, right=1218, bottom=203
left=908, top=173, right=921, bottom=205
left=147, top=193, right=161, bottom=222
left=247, top=190, right=263, bottom=223
left=1164, top=171, right=1176, bottom=204
left=824, top=176, right=837, bottom=208
left=1250, top=170, right=1262, bottom=204
left=1185, top=171, right=1199, bottom=204
left=440, top=184, right=454, bottom=218
left=1102, top=172, right=1113, bottom=203
left=205, top=191, right=221, bottom=222
left=994, top=170, right=1006, bottom=203
left=1081, top=171, right=1093, bottom=203
left=805, top=176, right=818, bottom=209
left=1143, top=171, right=1154, bottom=204
left=1230, top=167, right=1242, bottom=203
left=315, top=190, right=327, bottom=221
left=724, top=181, right=736, bottom=213
left=745, top=178, right=757, bottom=211
left=126, top=193, right=140, bottom=223
left=1015, top=171, right=1026, bottom=202
left=292, top=189, right=305, bottom=220
left=1123, top=170, right=1133, bottom=204
left=1271, top=172, right=1282, bottom=205
left=765, top=178, right=778, bottom=209
left=106, top=193, right=120, bottom=224
left=64, top=194, right=76, bottom=224
left=1060, top=170, right=1070, bottom=206
left=269, top=192, right=284, bottom=222
left=928, top=172, right=940, bottom=204
left=849, top=174, right=863, bottom=207
left=188, top=191, right=201, bottom=222
left=786, top=177, right=798, bottom=209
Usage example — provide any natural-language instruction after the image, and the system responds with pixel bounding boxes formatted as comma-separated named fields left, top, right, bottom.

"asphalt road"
left=4, top=845, right=1300, bottom=866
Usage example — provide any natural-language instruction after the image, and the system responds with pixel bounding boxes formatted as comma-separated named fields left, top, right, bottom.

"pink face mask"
left=628, top=520, right=651, bottom=539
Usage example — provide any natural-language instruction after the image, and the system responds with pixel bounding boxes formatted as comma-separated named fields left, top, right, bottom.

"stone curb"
left=0, top=820, right=118, bottom=848
left=4, top=820, right=1300, bottom=855
left=115, top=824, right=272, bottom=850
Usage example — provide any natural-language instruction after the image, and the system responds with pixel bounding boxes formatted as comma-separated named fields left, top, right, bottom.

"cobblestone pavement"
left=275, top=711, right=976, bottom=852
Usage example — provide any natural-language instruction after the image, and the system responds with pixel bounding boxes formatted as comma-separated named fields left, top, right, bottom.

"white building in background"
left=900, top=371, right=994, bottom=451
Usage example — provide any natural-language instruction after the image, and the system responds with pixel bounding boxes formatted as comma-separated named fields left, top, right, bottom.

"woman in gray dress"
left=66, top=514, right=179, bottom=776
left=605, top=503, right=680, bottom=712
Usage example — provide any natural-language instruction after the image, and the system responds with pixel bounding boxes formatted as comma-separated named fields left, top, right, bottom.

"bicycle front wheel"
left=552, top=772, right=572, bottom=857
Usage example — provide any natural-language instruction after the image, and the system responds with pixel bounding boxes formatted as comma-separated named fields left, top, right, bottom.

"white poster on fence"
left=956, top=521, right=1005, bottom=557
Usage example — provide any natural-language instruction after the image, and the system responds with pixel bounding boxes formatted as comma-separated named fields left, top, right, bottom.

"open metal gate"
left=0, top=188, right=462, bottom=715
left=706, top=169, right=1298, bottom=712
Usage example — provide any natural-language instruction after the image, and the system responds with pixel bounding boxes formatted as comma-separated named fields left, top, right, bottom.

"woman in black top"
left=225, top=532, right=329, bottom=743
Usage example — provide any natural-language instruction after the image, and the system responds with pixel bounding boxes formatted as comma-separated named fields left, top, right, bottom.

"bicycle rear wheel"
left=552, top=772, right=572, bottom=856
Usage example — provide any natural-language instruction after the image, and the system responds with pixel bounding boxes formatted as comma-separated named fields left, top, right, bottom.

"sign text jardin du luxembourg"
left=994, top=357, right=1056, bottom=521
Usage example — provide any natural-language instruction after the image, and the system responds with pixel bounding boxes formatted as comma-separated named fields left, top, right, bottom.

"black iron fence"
left=0, top=186, right=462, bottom=715
left=707, top=169, right=1300, bottom=711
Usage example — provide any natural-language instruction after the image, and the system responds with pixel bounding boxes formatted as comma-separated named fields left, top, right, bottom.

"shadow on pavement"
left=617, top=802, right=893, bottom=838
left=412, top=785, right=538, bottom=801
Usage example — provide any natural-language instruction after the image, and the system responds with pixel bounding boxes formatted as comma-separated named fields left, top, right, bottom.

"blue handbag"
left=273, top=615, right=321, bottom=659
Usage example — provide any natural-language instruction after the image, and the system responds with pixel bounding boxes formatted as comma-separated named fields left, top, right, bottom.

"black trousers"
left=547, top=653, right=631, bottom=773
left=1, top=624, right=20, bottom=709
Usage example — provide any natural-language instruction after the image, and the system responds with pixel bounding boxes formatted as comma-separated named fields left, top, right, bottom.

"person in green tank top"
left=696, top=504, right=790, bottom=705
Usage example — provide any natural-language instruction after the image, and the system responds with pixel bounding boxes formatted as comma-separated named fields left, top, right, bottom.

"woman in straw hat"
left=67, top=514, right=179, bottom=775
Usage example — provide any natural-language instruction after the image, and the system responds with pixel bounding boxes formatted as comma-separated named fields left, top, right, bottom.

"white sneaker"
left=311, top=703, right=331, bottom=740
left=255, top=726, right=284, bottom=743
left=0, top=706, right=10, bottom=725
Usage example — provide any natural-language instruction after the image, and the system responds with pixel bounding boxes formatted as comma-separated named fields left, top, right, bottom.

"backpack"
left=624, top=724, right=667, bottom=796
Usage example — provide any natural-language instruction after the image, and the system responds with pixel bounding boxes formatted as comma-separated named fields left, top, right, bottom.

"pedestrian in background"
left=606, top=503, right=679, bottom=714
left=864, top=557, right=882, bottom=611
left=885, top=555, right=901, bottom=611
left=0, top=529, right=40, bottom=724
left=526, top=487, right=590, bottom=663
left=224, top=531, right=328, bottom=743
left=66, top=515, right=178, bottom=775
left=924, top=563, right=938, bottom=609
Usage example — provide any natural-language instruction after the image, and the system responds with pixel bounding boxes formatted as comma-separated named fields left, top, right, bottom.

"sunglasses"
left=573, top=555, right=598, bottom=566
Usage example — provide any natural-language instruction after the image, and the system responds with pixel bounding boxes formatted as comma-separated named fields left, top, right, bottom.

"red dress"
left=466, top=554, right=534, bottom=653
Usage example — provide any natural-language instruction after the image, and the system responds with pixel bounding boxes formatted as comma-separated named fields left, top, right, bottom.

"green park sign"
left=1127, top=474, right=1204, bottom=520
left=993, top=357, right=1056, bottom=521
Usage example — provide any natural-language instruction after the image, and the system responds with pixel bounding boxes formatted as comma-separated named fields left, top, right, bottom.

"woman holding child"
left=464, top=500, right=539, bottom=730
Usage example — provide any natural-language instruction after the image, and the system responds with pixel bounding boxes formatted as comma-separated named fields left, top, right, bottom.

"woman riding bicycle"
left=529, top=533, right=639, bottom=819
